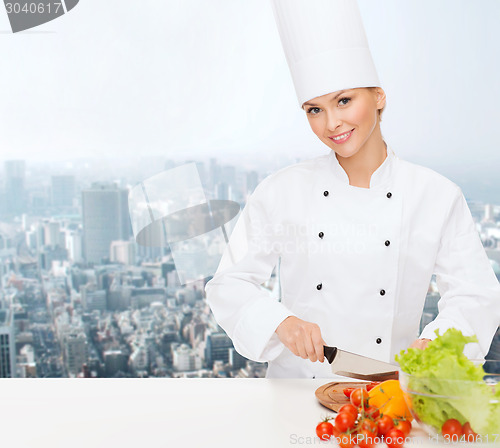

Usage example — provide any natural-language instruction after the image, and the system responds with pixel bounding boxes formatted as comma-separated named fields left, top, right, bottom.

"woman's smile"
left=328, top=128, right=354, bottom=144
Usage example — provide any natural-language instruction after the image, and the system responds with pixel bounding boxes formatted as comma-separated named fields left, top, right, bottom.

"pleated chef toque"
left=270, top=0, right=380, bottom=107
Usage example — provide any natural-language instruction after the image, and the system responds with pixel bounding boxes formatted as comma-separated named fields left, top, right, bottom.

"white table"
left=0, top=379, right=485, bottom=448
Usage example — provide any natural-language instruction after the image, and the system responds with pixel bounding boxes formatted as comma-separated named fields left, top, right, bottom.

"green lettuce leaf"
left=396, top=328, right=498, bottom=436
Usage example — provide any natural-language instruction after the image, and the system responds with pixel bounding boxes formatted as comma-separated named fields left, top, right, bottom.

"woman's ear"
left=375, top=87, right=386, bottom=110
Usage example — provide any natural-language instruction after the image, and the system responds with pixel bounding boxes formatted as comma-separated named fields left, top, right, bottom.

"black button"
left=318, top=232, right=324, bottom=239
left=385, top=240, right=390, bottom=246
left=376, top=338, right=382, bottom=344
left=379, top=289, right=386, bottom=296
left=316, top=283, right=322, bottom=290
left=323, top=190, right=329, bottom=197
left=386, top=192, right=392, bottom=198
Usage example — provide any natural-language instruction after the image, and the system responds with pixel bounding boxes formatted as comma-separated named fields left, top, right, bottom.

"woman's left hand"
left=409, top=338, right=432, bottom=350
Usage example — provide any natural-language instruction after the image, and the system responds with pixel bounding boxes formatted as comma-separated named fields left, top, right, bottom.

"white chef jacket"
left=205, top=145, right=500, bottom=378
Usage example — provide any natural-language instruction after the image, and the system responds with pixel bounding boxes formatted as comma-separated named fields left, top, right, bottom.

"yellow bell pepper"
left=367, top=380, right=413, bottom=422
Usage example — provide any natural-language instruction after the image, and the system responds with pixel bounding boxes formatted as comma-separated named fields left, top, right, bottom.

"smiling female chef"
left=205, top=0, right=500, bottom=378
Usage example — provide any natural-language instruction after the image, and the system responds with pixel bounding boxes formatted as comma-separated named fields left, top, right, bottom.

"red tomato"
left=393, top=419, right=412, bottom=436
left=385, top=428, right=405, bottom=448
left=316, top=421, right=335, bottom=441
left=377, top=415, right=394, bottom=436
left=338, top=433, right=357, bottom=448
left=339, top=404, right=359, bottom=418
left=365, top=405, right=380, bottom=420
left=343, top=387, right=355, bottom=398
left=358, top=429, right=378, bottom=448
left=366, top=382, right=380, bottom=392
left=350, top=388, right=369, bottom=408
left=361, top=419, right=379, bottom=436
left=442, top=419, right=463, bottom=442
left=335, top=411, right=357, bottom=432
left=463, top=422, right=479, bottom=442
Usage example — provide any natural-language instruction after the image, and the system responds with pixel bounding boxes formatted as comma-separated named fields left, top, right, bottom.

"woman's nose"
left=325, top=113, right=342, bottom=131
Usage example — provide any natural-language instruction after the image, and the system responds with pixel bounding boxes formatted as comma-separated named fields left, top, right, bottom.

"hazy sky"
left=0, top=0, right=499, bottom=175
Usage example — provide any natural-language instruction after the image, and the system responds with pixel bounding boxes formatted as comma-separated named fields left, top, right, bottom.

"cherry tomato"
left=365, top=405, right=380, bottom=420
left=357, top=429, right=378, bottom=448
left=385, top=428, right=405, bottom=448
left=335, top=411, right=357, bottom=432
left=393, top=419, right=412, bottom=436
left=338, top=433, right=357, bottom=448
left=366, top=382, right=380, bottom=392
left=442, top=418, right=463, bottom=442
left=377, top=415, right=394, bottom=436
left=339, top=404, right=359, bottom=418
left=463, top=422, right=479, bottom=442
left=316, top=421, right=335, bottom=440
left=350, top=388, right=369, bottom=408
left=343, top=387, right=355, bottom=398
left=361, top=418, right=379, bottom=436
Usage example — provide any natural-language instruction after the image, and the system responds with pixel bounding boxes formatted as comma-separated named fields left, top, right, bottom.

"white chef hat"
left=270, top=0, right=380, bottom=107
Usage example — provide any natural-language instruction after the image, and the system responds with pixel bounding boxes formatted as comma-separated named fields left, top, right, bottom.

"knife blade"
left=323, top=345, right=399, bottom=382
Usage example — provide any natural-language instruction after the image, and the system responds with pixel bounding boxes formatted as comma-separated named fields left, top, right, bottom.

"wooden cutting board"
left=315, top=382, right=369, bottom=412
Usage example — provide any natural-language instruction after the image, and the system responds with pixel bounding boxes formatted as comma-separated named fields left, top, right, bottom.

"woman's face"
left=302, top=87, right=386, bottom=158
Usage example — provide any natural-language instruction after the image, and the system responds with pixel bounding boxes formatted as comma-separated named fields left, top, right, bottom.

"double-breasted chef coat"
left=205, top=144, right=500, bottom=378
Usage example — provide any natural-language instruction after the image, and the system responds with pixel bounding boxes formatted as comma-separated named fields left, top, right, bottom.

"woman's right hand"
left=275, top=316, right=326, bottom=363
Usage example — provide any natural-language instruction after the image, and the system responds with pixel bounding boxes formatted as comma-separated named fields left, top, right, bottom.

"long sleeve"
left=420, top=186, right=500, bottom=358
left=205, top=178, right=297, bottom=362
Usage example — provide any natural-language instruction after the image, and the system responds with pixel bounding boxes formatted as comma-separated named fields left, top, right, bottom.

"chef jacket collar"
left=327, top=142, right=397, bottom=189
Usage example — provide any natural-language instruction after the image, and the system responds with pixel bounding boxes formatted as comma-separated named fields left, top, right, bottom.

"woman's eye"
left=307, top=107, right=321, bottom=115
left=338, top=97, right=351, bottom=106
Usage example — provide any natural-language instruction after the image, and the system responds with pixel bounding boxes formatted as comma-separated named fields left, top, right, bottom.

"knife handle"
left=323, top=345, right=337, bottom=364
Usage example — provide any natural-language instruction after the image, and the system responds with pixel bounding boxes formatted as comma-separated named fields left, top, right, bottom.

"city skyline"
left=0, top=155, right=500, bottom=378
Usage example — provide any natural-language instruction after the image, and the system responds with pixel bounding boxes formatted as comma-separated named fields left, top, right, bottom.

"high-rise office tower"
left=205, top=332, right=234, bottom=368
left=104, top=350, right=129, bottom=377
left=64, top=331, right=88, bottom=376
left=110, top=240, right=136, bottom=265
left=246, top=170, right=259, bottom=196
left=51, top=175, right=76, bottom=208
left=215, top=182, right=230, bottom=200
left=3, top=160, right=26, bottom=216
left=209, top=158, right=219, bottom=191
left=42, top=220, right=65, bottom=248
left=82, top=183, right=131, bottom=264
left=0, top=309, right=16, bottom=378
left=65, top=229, right=83, bottom=263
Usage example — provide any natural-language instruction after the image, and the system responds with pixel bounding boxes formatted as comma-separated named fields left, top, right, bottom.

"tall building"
left=0, top=309, right=16, bottom=378
left=64, top=331, right=88, bottom=376
left=104, top=350, right=129, bottom=377
left=82, top=183, right=132, bottom=264
left=215, top=182, right=230, bottom=200
left=209, top=158, right=220, bottom=191
left=110, top=240, right=136, bottom=265
left=173, top=343, right=202, bottom=372
left=80, top=284, right=107, bottom=312
left=65, top=229, right=83, bottom=263
left=229, top=348, right=247, bottom=370
left=205, top=332, right=234, bottom=368
left=42, top=221, right=65, bottom=248
left=51, top=175, right=76, bottom=208
left=246, top=170, right=259, bottom=196
left=3, top=160, right=26, bottom=216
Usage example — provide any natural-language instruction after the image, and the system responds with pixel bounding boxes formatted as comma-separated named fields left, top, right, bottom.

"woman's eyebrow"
left=302, top=90, right=350, bottom=108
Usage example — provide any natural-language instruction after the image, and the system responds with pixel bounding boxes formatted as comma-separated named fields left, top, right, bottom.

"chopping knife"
left=323, top=345, right=399, bottom=382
